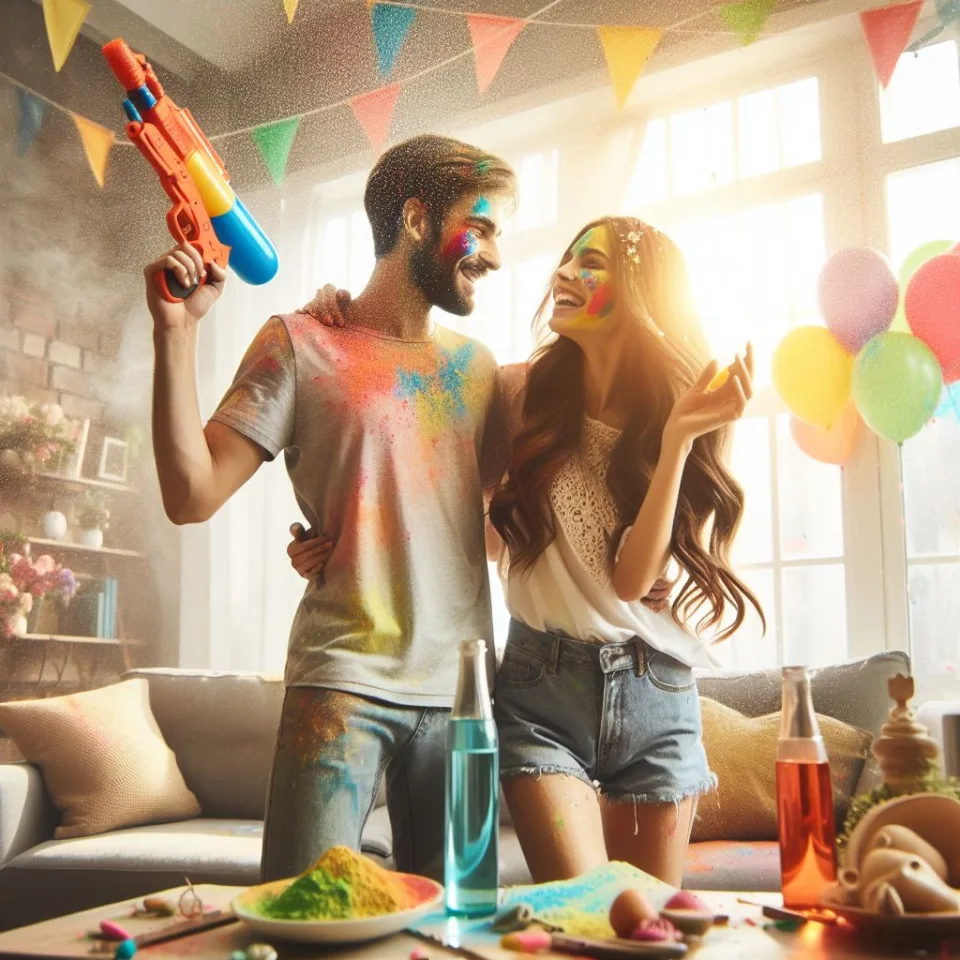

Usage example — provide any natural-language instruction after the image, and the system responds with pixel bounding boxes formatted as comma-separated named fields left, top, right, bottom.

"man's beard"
left=410, top=240, right=473, bottom=317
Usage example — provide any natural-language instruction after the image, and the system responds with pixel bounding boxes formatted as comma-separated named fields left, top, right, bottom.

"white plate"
left=231, top=874, right=445, bottom=944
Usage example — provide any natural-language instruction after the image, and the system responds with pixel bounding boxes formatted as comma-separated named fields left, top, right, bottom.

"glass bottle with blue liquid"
left=445, top=638, right=499, bottom=917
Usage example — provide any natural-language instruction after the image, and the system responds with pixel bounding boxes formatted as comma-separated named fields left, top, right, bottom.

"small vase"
left=11, top=615, right=27, bottom=637
left=43, top=511, right=68, bottom=541
left=80, top=528, right=103, bottom=549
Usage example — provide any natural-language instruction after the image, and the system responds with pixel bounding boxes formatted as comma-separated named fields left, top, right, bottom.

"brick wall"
left=0, top=282, right=116, bottom=425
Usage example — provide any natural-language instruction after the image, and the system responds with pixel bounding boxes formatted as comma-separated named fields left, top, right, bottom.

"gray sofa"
left=0, top=651, right=909, bottom=931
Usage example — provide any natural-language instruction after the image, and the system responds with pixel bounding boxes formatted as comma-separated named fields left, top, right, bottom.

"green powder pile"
left=257, top=869, right=353, bottom=920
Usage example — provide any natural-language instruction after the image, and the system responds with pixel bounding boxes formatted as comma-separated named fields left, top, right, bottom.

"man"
left=144, top=135, right=517, bottom=882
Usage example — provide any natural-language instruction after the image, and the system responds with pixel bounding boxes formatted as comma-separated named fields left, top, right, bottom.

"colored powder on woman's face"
left=255, top=845, right=416, bottom=920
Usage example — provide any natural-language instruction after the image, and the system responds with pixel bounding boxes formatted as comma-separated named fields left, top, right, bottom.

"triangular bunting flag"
left=860, top=1, right=923, bottom=87
left=16, top=89, right=47, bottom=157
left=42, top=0, right=91, bottom=72
left=349, top=84, right=402, bottom=152
left=371, top=4, right=416, bottom=77
left=72, top=114, right=115, bottom=188
left=251, top=117, right=301, bottom=186
left=466, top=15, right=527, bottom=95
left=597, top=27, right=662, bottom=111
left=908, top=0, right=960, bottom=52
left=719, top=0, right=777, bottom=45
left=282, top=0, right=299, bottom=23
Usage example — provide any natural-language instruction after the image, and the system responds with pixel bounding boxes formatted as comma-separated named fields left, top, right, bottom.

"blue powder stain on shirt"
left=394, top=343, right=476, bottom=417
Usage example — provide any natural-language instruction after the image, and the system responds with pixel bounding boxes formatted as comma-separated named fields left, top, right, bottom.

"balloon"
left=772, top=326, right=852, bottom=429
left=818, top=247, right=898, bottom=352
left=790, top=402, right=863, bottom=465
left=891, top=240, right=954, bottom=331
left=905, top=254, right=960, bottom=383
left=934, top=381, right=960, bottom=421
left=852, top=332, right=943, bottom=443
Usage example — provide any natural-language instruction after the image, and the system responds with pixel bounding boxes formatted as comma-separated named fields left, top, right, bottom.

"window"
left=513, top=149, right=560, bottom=232
left=668, top=194, right=825, bottom=387
left=886, top=155, right=960, bottom=698
left=313, top=210, right=375, bottom=293
left=626, top=77, right=821, bottom=206
left=880, top=40, right=960, bottom=144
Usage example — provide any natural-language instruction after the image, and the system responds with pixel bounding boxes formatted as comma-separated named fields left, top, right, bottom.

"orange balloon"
left=789, top=402, right=863, bottom=465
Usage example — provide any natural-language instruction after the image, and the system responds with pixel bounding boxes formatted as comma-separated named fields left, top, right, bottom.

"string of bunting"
left=18, top=0, right=947, bottom=191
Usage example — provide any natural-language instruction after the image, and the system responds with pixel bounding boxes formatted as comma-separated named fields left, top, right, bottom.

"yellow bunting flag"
left=597, top=27, right=662, bottom=111
left=72, top=114, right=115, bottom=188
left=42, top=0, right=91, bottom=72
left=283, top=0, right=299, bottom=24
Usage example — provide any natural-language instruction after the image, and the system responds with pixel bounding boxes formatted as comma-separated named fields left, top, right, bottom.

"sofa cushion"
left=693, top=698, right=872, bottom=842
left=695, top=649, right=909, bottom=795
left=124, top=669, right=285, bottom=820
left=682, top=840, right=781, bottom=892
left=0, top=678, right=200, bottom=839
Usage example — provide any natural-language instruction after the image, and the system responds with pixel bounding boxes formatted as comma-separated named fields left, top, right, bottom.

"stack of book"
left=64, top=577, right=119, bottom=639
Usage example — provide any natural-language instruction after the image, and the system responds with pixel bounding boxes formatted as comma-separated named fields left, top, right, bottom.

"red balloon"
left=905, top=254, right=960, bottom=383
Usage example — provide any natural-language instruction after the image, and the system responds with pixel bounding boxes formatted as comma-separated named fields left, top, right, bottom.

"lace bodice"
left=549, top=416, right=622, bottom=584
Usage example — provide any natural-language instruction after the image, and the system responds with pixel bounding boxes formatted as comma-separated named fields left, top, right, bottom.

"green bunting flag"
left=251, top=117, right=301, bottom=187
left=720, top=0, right=777, bottom=45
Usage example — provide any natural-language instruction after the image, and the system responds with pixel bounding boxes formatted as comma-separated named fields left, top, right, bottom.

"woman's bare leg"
left=503, top=774, right=608, bottom=883
left=599, top=794, right=697, bottom=887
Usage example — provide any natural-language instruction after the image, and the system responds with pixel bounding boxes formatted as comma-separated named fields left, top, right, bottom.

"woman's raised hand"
left=663, top=343, right=754, bottom=454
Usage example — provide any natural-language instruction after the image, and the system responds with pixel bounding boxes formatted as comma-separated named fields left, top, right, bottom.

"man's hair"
left=364, top=135, right=517, bottom=257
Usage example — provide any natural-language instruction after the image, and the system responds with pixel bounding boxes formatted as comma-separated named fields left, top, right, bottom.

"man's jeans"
left=260, top=687, right=448, bottom=882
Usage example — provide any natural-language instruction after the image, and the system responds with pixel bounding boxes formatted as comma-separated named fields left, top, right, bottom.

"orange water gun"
left=102, top=38, right=278, bottom=303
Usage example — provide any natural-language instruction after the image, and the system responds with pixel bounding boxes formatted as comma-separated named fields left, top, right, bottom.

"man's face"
left=410, top=192, right=506, bottom=316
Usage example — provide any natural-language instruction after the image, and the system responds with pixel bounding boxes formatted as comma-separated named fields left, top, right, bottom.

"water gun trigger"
left=154, top=268, right=198, bottom=304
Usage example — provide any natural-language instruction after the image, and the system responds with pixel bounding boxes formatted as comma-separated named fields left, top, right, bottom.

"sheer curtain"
left=178, top=191, right=313, bottom=674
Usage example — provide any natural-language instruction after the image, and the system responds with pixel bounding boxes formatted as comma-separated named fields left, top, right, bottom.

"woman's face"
left=548, top=225, right=618, bottom=338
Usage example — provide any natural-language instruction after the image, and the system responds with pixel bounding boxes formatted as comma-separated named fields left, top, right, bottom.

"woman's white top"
left=500, top=415, right=721, bottom=669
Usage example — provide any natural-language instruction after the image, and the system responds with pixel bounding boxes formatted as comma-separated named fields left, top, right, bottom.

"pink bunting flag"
left=349, top=84, right=402, bottom=153
left=466, top=14, right=527, bottom=95
left=860, top=1, right=923, bottom=88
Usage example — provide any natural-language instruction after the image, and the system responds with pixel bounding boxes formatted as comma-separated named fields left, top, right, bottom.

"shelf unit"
left=27, top=537, right=146, bottom=560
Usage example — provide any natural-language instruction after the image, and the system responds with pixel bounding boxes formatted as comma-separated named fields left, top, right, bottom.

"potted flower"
left=0, top=543, right=77, bottom=638
left=0, top=396, right=77, bottom=476
left=77, top=490, right=110, bottom=548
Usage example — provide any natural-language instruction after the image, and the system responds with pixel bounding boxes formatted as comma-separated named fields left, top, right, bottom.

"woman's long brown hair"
left=489, top=216, right=764, bottom=641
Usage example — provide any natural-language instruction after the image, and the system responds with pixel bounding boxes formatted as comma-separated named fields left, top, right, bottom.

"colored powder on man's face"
left=441, top=229, right=478, bottom=262
left=471, top=196, right=491, bottom=217
left=255, top=845, right=417, bottom=920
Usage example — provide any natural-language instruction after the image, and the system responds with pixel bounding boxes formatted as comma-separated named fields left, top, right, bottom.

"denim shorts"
left=494, top=619, right=716, bottom=804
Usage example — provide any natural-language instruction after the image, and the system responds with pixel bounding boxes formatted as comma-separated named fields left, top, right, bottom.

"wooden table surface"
left=0, top=885, right=951, bottom=960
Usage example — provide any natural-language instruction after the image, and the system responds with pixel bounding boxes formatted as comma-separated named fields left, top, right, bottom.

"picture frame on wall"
left=97, top=437, right=128, bottom=483
left=55, top=418, right=90, bottom=480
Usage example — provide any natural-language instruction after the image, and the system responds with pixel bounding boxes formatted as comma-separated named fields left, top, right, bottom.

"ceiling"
left=5, top=0, right=873, bottom=215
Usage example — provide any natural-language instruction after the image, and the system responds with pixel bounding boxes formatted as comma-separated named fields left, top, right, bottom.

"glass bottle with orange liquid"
left=776, top=665, right=837, bottom=910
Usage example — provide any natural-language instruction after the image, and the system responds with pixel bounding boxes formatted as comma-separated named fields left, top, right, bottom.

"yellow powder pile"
left=257, top=846, right=416, bottom=921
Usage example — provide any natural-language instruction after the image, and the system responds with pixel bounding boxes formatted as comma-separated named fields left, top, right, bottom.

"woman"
left=289, top=216, right=762, bottom=886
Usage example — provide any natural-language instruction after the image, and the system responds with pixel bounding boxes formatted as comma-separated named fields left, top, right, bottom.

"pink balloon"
left=905, top=254, right=960, bottom=384
left=818, top=248, right=899, bottom=353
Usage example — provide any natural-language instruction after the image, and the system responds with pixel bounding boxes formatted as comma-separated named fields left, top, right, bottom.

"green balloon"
left=892, top=240, right=953, bottom=331
left=852, top=332, right=943, bottom=443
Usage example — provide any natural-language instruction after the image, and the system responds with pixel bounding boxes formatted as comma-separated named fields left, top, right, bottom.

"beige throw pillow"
left=0, top=678, right=200, bottom=838
left=692, top=697, right=872, bottom=843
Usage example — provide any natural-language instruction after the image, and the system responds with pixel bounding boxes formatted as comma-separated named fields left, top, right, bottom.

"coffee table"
left=0, top=885, right=931, bottom=959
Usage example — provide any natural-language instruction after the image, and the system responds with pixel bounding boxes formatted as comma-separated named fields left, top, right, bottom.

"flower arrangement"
left=0, top=540, right=77, bottom=638
left=0, top=397, right=78, bottom=473
left=77, top=490, right=110, bottom=532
